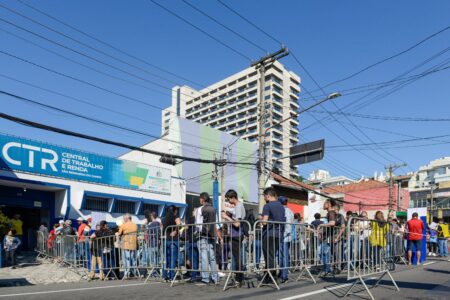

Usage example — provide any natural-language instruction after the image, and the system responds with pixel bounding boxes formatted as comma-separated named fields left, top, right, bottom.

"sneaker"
left=195, top=281, right=209, bottom=286
left=218, top=272, right=226, bottom=278
left=280, top=278, right=288, bottom=284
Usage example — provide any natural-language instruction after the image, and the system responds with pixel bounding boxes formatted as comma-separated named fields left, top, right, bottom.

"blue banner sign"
left=0, top=134, right=171, bottom=194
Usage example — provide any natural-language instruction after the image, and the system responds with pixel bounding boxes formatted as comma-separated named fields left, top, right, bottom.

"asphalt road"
left=0, top=258, right=448, bottom=300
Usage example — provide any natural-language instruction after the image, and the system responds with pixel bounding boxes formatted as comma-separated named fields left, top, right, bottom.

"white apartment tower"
left=161, top=61, right=301, bottom=179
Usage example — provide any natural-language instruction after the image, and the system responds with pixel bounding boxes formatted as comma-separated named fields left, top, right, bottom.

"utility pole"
left=212, top=154, right=219, bottom=213
left=220, top=146, right=227, bottom=210
left=385, top=163, right=407, bottom=214
left=430, top=184, right=438, bottom=222
left=253, top=47, right=289, bottom=213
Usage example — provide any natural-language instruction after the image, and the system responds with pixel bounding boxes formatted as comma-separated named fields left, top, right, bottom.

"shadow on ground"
left=0, top=278, right=34, bottom=288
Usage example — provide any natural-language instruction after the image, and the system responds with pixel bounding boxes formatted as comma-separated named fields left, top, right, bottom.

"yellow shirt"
left=11, top=219, right=23, bottom=236
left=118, top=222, right=138, bottom=250
left=369, top=221, right=389, bottom=247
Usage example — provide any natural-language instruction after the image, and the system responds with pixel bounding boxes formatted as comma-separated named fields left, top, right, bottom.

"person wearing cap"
left=62, top=220, right=76, bottom=262
left=56, top=220, right=65, bottom=235
left=278, top=196, right=294, bottom=283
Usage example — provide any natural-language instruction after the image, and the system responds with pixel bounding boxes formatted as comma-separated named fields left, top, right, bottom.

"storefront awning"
left=272, top=183, right=308, bottom=205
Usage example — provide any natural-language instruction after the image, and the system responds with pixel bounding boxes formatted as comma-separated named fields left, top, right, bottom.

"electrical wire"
left=149, top=0, right=252, bottom=61
left=320, top=25, right=450, bottom=89
left=15, top=0, right=207, bottom=89
left=0, top=112, right=257, bottom=166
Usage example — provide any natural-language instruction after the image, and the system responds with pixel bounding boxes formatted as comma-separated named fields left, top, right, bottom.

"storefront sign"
left=0, top=134, right=171, bottom=194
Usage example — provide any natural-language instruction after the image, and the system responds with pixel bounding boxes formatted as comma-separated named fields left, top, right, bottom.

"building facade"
left=323, top=179, right=410, bottom=219
left=308, top=169, right=355, bottom=188
left=162, top=61, right=301, bottom=179
left=409, top=157, right=450, bottom=221
left=0, top=133, right=186, bottom=250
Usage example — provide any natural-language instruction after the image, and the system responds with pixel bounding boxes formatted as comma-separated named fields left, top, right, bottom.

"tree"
left=0, top=209, right=11, bottom=237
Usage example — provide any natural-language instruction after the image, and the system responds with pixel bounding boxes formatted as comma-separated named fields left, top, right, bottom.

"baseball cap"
left=76, top=217, right=84, bottom=221
left=59, top=220, right=65, bottom=224
left=278, top=196, right=288, bottom=205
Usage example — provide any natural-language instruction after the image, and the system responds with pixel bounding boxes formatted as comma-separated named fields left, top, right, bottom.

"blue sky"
left=0, top=0, right=449, bottom=180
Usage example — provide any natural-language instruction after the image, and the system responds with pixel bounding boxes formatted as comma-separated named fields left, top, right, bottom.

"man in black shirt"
left=261, top=187, right=285, bottom=285
left=319, top=199, right=337, bottom=276
left=198, top=192, right=219, bottom=285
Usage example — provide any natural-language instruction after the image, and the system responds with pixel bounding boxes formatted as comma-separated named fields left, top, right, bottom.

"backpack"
left=243, top=209, right=256, bottom=237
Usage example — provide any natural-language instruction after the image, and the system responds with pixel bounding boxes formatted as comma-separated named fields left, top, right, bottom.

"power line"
left=327, top=133, right=450, bottom=149
left=0, top=111, right=257, bottom=166
left=181, top=0, right=267, bottom=53
left=217, top=0, right=392, bottom=167
left=0, top=3, right=183, bottom=87
left=149, top=0, right=252, bottom=61
left=302, top=49, right=450, bottom=132
left=321, top=25, right=450, bottom=89
left=292, top=52, right=405, bottom=165
left=0, top=4, right=214, bottom=105
left=0, top=49, right=166, bottom=110
left=0, top=73, right=256, bottom=154
left=0, top=90, right=258, bottom=158
left=0, top=25, right=172, bottom=97
left=300, top=65, right=450, bottom=101
left=15, top=0, right=207, bottom=89
left=309, top=110, right=450, bottom=122
left=216, top=0, right=282, bottom=45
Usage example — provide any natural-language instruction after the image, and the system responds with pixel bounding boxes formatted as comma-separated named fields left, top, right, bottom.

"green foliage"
left=0, top=209, right=11, bottom=237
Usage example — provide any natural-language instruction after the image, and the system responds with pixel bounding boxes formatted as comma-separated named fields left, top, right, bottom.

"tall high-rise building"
left=162, top=61, right=301, bottom=179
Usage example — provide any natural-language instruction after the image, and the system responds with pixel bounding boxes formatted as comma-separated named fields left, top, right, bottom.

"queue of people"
left=32, top=190, right=449, bottom=286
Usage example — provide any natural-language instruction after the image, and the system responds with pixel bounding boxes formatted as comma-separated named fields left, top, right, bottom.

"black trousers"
left=231, top=238, right=244, bottom=282
left=262, top=236, right=280, bottom=277
left=5, top=249, right=16, bottom=266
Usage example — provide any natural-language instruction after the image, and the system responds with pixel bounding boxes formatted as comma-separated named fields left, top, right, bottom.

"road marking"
left=0, top=282, right=158, bottom=298
left=279, top=277, right=377, bottom=300
left=423, top=261, right=437, bottom=266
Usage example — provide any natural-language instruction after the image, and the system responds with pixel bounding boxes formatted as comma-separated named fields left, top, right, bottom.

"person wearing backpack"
left=221, top=189, right=246, bottom=287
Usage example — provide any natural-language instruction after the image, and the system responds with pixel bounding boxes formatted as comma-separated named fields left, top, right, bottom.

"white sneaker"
left=218, top=272, right=226, bottom=277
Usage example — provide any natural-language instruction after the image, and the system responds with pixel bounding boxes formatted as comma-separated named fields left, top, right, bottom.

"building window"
left=83, top=196, right=109, bottom=212
left=142, top=203, right=159, bottom=215
left=114, top=200, right=136, bottom=214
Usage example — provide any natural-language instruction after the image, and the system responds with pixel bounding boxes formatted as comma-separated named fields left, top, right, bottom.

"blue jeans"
left=321, top=243, right=331, bottom=273
left=279, top=242, right=290, bottom=280
left=255, top=239, right=262, bottom=269
left=186, top=241, right=199, bottom=280
left=102, top=251, right=116, bottom=277
left=123, top=250, right=137, bottom=277
left=438, top=239, right=448, bottom=257
left=162, top=240, right=179, bottom=280
left=199, top=238, right=218, bottom=283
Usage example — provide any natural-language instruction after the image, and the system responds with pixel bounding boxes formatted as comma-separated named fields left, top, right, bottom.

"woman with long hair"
left=369, top=211, right=389, bottom=268
left=162, top=205, right=182, bottom=281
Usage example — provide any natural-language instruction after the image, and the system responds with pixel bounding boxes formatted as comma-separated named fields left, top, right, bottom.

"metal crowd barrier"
left=35, top=218, right=410, bottom=296
left=162, top=220, right=252, bottom=291
left=344, top=217, right=400, bottom=300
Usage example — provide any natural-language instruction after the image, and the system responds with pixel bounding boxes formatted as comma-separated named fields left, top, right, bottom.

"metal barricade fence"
left=35, top=231, right=49, bottom=258
left=252, top=221, right=318, bottom=290
left=345, top=217, right=399, bottom=300
left=313, top=224, right=347, bottom=278
left=34, top=218, right=409, bottom=292
left=162, top=220, right=251, bottom=290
